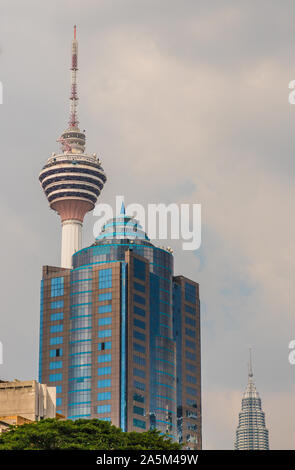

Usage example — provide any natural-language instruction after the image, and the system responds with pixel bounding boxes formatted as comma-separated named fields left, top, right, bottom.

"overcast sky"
left=0, top=0, right=295, bottom=449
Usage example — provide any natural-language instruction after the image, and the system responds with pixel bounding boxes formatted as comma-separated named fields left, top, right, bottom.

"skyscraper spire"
left=39, top=26, right=107, bottom=268
left=235, top=351, right=269, bottom=450
left=248, top=347, right=253, bottom=379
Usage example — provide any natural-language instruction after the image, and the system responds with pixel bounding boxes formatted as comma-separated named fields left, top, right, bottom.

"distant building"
left=0, top=380, right=56, bottom=423
left=235, top=352, right=269, bottom=450
left=0, top=415, right=32, bottom=434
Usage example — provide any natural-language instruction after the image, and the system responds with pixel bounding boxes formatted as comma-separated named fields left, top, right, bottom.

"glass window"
left=50, top=337, right=63, bottom=345
left=133, top=393, right=145, bottom=403
left=50, top=361, right=62, bottom=370
left=70, top=330, right=92, bottom=342
left=134, top=294, right=145, bottom=306
left=134, top=380, right=145, bottom=391
left=134, top=318, right=145, bottom=330
left=70, top=317, right=92, bottom=330
left=134, top=282, right=145, bottom=293
left=70, top=342, right=92, bottom=355
left=185, top=316, right=196, bottom=327
left=133, top=342, right=145, bottom=354
left=185, top=350, right=196, bottom=361
left=98, top=317, right=112, bottom=326
left=186, top=410, right=197, bottom=419
left=133, top=258, right=146, bottom=280
left=97, top=391, right=111, bottom=401
left=133, top=418, right=146, bottom=429
left=51, top=277, right=64, bottom=297
left=98, top=379, right=111, bottom=388
left=98, top=341, right=112, bottom=351
left=99, top=269, right=112, bottom=289
left=97, top=404, right=111, bottom=414
left=185, top=328, right=196, bottom=339
left=185, top=339, right=196, bottom=350
left=50, top=348, right=62, bottom=358
left=133, top=355, right=146, bottom=366
left=51, top=300, right=64, bottom=310
left=186, top=398, right=197, bottom=408
left=98, top=292, right=112, bottom=301
left=185, top=304, right=196, bottom=315
left=70, top=354, right=91, bottom=367
left=134, top=330, right=145, bottom=342
left=133, top=405, right=145, bottom=416
left=98, top=304, right=112, bottom=314
left=49, top=373, right=62, bottom=382
left=56, top=385, right=62, bottom=394
left=50, top=324, right=63, bottom=334
left=69, top=366, right=91, bottom=380
left=134, top=305, right=145, bottom=317
left=134, top=368, right=145, bottom=379
left=98, top=329, right=112, bottom=338
left=98, top=366, right=111, bottom=376
left=186, top=386, right=197, bottom=396
left=186, top=362, right=197, bottom=373
left=185, top=283, right=197, bottom=304
left=51, top=312, right=63, bottom=321
left=186, top=374, right=197, bottom=384
left=187, top=423, right=198, bottom=431
left=98, top=354, right=111, bottom=363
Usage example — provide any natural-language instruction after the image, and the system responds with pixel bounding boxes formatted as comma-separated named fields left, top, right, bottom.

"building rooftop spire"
left=248, top=347, right=253, bottom=379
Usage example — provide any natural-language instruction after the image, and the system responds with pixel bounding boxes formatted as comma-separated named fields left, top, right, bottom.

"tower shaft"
left=61, top=219, right=82, bottom=269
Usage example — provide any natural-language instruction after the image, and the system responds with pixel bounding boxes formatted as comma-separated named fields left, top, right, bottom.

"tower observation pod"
left=39, top=26, right=106, bottom=268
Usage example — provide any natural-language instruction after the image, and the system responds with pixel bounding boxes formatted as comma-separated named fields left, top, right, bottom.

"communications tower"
left=39, top=26, right=106, bottom=268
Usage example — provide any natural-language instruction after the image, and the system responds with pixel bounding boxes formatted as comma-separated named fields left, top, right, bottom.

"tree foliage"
left=0, top=418, right=181, bottom=450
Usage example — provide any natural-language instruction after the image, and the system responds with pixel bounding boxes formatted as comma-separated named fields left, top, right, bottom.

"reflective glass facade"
left=39, top=213, right=201, bottom=447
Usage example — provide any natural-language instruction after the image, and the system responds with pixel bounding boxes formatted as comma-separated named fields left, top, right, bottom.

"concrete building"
left=0, top=416, right=32, bottom=434
left=0, top=380, right=56, bottom=422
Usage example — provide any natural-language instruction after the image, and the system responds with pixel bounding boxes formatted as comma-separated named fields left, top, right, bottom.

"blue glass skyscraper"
left=39, top=208, right=202, bottom=448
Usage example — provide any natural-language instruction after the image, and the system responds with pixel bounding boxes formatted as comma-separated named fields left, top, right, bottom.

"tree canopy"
left=0, top=418, right=181, bottom=450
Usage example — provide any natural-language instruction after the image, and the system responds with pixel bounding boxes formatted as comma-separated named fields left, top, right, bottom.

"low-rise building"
left=0, top=380, right=56, bottom=422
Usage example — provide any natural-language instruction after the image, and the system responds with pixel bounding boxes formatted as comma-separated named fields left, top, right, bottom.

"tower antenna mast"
left=69, top=24, right=79, bottom=128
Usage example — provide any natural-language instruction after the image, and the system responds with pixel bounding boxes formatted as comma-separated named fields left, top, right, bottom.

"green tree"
left=0, top=418, right=181, bottom=450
